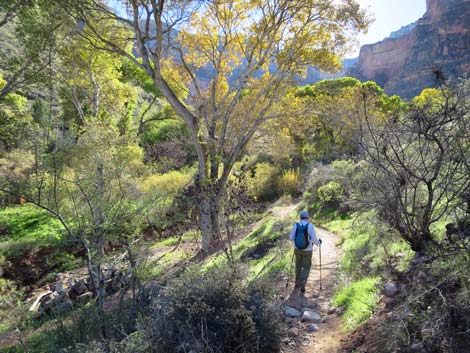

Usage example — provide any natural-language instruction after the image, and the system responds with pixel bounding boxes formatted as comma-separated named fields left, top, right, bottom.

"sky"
left=349, top=0, right=427, bottom=57
left=108, top=0, right=427, bottom=58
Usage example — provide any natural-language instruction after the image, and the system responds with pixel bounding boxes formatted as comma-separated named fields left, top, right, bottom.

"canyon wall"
left=349, top=0, right=470, bottom=99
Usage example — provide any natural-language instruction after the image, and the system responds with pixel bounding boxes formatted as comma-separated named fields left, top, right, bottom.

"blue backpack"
left=294, top=222, right=310, bottom=249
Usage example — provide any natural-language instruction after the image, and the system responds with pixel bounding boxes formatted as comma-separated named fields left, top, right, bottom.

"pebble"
left=327, top=307, right=337, bottom=315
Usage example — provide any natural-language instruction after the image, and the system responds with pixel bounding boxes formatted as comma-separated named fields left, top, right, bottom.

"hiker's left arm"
left=289, top=224, right=297, bottom=241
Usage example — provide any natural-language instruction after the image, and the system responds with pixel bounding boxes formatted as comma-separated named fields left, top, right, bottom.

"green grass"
left=196, top=216, right=293, bottom=285
left=0, top=204, right=66, bottom=258
left=333, top=276, right=380, bottom=331
left=150, top=230, right=200, bottom=248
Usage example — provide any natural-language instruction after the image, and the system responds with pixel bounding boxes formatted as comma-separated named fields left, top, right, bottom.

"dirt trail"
left=302, top=226, right=343, bottom=353
left=280, top=208, right=344, bottom=353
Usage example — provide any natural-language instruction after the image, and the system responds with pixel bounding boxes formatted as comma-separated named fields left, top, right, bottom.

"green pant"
left=295, top=248, right=312, bottom=287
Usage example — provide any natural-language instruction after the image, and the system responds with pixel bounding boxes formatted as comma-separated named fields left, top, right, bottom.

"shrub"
left=303, top=159, right=368, bottom=214
left=120, top=267, right=282, bottom=353
left=247, top=162, right=280, bottom=202
left=277, top=168, right=300, bottom=197
left=317, top=181, right=343, bottom=207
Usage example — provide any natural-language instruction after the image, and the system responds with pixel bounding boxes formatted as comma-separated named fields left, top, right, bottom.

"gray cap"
left=300, top=210, right=309, bottom=219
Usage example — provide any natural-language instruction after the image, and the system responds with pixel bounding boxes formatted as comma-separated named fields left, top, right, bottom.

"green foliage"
left=140, top=168, right=195, bottom=230
left=317, top=181, right=344, bottom=207
left=140, top=110, right=184, bottom=145
left=323, top=211, right=413, bottom=277
left=333, top=276, right=380, bottom=331
left=0, top=204, right=65, bottom=258
left=0, top=278, right=25, bottom=335
left=247, top=162, right=280, bottom=202
left=304, top=159, right=368, bottom=216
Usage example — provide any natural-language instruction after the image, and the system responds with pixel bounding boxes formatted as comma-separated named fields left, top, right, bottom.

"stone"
left=383, top=296, right=395, bottom=305
left=306, top=323, right=319, bottom=333
left=384, top=282, right=399, bottom=297
left=288, top=327, right=300, bottom=337
left=51, top=299, right=73, bottom=314
left=76, top=292, right=93, bottom=305
left=29, top=291, right=52, bottom=313
left=327, top=307, right=337, bottom=315
left=285, top=307, right=302, bottom=318
left=301, top=310, right=321, bottom=323
left=70, top=280, right=86, bottom=297
left=252, top=253, right=261, bottom=260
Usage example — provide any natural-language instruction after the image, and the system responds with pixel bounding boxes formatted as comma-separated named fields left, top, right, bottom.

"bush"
left=277, top=168, right=300, bottom=197
left=116, top=267, right=281, bottom=353
left=247, top=162, right=280, bottom=202
left=140, top=168, right=195, bottom=230
left=303, top=159, right=368, bottom=215
left=317, top=181, right=343, bottom=207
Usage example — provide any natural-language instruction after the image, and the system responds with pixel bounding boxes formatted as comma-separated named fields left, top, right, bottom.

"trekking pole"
left=285, top=249, right=295, bottom=297
left=319, top=242, right=322, bottom=290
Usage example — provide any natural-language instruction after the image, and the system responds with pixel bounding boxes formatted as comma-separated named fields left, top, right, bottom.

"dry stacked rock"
left=28, top=267, right=133, bottom=318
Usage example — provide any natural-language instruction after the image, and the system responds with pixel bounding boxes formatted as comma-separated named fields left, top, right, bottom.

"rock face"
left=349, top=0, right=470, bottom=99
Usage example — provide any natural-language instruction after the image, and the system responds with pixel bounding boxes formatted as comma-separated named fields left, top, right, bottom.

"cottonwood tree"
left=68, top=0, right=369, bottom=252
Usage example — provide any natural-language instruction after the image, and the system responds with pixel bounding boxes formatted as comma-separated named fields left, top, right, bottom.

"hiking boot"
left=300, top=287, right=306, bottom=293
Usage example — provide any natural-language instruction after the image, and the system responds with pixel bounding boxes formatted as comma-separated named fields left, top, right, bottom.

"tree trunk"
left=199, top=191, right=222, bottom=253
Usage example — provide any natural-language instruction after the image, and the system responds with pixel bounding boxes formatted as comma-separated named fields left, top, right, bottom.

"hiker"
left=290, top=210, right=322, bottom=293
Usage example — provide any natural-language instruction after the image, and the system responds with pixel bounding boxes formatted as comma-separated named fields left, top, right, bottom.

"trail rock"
left=306, top=323, right=319, bottom=332
left=327, top=307, right=337, bottom=315
left=288, top=327, right=300, bottom=337
left=383, top=295, right=395, bottom=305
left=285, top=307, right=302, bottom=318
left=301, top=310, right=321, bottom=323
left=384, top=282, right=399, bottom=297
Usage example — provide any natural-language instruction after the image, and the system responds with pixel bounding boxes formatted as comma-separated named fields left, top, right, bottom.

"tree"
left=280, top=78, right=402, bottom=164
left=360, top=82, right=470, bottom=253
left=0, top=0, right=72, bottom=100
left=69, top=0, right=369, bottom=252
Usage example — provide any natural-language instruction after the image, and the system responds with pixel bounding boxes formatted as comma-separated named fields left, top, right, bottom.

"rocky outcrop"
left=349, top=0, right=470, bottom=99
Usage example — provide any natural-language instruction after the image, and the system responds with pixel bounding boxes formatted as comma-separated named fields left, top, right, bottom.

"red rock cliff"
left=349, top=0, right=470, bottom=99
